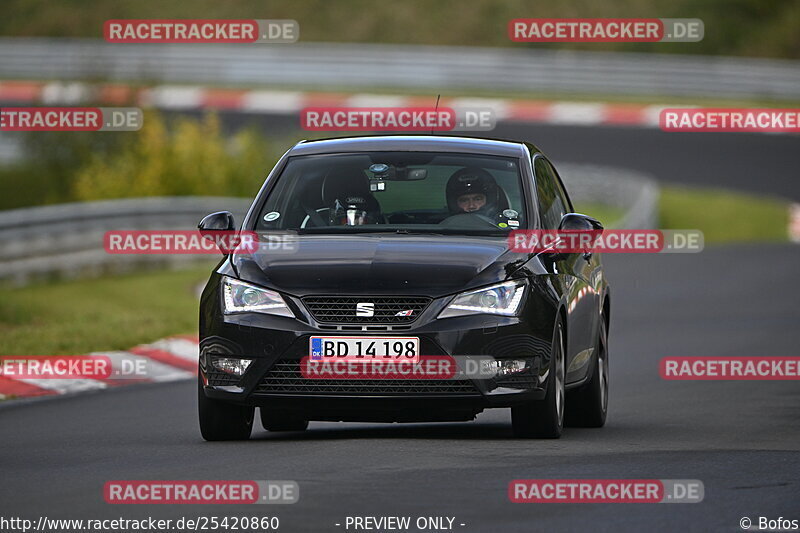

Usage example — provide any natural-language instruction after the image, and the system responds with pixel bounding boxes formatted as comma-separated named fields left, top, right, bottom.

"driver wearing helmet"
left=446, top=167, right=502, bottom=219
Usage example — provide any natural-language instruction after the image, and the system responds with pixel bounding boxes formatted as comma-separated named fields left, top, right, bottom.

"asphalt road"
left=496, top=123, right=800, bottom=201
left=2, top=244, right=799, bottom=532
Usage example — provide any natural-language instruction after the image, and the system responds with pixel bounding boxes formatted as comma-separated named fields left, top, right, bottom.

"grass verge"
left=0, top=266, right=213, bottom=355
left=571, top=203, right=626, bottom=228
left=578, top=186, right=790, bottom=240
left=659, top=186, right=790, bottom=243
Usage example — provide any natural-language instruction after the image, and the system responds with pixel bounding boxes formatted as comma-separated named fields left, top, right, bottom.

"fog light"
left=211, top=357, right=253, bottom=376
left=493, top=359, right=529, bottom=378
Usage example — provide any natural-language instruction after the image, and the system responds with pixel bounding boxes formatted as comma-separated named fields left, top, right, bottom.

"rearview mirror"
left=198, top=211, right=236, bottom=254
left=368, top=164, right=428, bottom=182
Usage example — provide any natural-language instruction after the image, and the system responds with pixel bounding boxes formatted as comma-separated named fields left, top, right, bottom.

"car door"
left=533, top=156, right=599, bottom=384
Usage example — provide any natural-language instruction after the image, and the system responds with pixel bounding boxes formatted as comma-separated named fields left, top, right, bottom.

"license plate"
left=309, top=336, right=420, bottom=363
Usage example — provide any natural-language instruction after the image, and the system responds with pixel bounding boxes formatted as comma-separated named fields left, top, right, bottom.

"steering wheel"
left=300, top=207, right=389, bottom=228
left=300, top=207, right=330, bottom=228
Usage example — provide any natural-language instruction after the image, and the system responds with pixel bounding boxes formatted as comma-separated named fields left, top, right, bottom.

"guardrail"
left=0, top=197, right=251, bottom=285
left=0, top=166, right=659, bottom=285
left=559, top=163, right=660, bottom=230
left=0, top=38, right=798, bottom=101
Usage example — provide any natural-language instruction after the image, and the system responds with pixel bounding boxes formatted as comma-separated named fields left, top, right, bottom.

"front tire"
left=511, top=320, right=565, bottom=439
left=565, top=316, right=609, bottom=428
left=198, top=375, right=254, bottom=441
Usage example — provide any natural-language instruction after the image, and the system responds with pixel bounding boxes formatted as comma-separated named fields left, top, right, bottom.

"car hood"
left=232, top=234, right=528, bottom=298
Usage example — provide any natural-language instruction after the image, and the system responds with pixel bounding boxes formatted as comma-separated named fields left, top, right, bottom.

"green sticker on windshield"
left=498, top=223, right=508, bottom=228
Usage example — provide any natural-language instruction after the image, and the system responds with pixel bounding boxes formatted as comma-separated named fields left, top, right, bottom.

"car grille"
left=495, top=374, right=538, bottom=389
left=254, top=358, right=479, bottom=395
left=302, top=296, right=431, bottom=324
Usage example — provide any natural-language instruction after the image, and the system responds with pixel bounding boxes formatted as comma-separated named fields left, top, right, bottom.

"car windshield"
left=255, top=151, right=527, bottom=235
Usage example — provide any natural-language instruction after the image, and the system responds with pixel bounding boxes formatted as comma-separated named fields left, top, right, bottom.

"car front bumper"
left=199, top=275, right=557, bottom=422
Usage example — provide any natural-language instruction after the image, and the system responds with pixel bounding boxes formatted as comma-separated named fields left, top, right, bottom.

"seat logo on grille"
left=355, top=302, right=374, bottom=317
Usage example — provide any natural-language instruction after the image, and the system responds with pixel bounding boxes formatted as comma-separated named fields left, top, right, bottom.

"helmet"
left=322, top=168, right=382, bottom=226
left=446, top=167, right=501, bottom=215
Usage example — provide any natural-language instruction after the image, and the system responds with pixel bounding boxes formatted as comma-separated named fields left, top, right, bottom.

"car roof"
left=288, top=135, right=539, bottom=158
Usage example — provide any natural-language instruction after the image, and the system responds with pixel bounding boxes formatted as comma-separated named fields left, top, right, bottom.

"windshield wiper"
left=393, top=229, right=444, bottom=235
left=297, top=227, right=504, bottom=237
left=298, top=227, right=444, bottom=235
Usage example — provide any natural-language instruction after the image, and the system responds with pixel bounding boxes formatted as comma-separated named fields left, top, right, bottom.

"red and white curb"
left=0, top=80, right=686, bottom=129
left=0, top=336, right=198, bottom=400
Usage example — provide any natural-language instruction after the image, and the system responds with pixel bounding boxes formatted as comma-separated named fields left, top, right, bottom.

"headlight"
left=222, top=277, right=294, bottom=317
left=438, top=280, right=526, bottom=318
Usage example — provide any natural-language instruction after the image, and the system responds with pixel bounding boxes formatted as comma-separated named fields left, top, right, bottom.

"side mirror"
left=557, top=213, right=604, bottom=261
left=558, top=213, right=603, bottom=232
left=539, top=213, right=604, bottom=262
left=198, top=211, right=236, bottom=254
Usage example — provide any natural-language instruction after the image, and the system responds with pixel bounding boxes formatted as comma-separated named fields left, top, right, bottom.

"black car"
left=197, top=135, right=610, bottom=440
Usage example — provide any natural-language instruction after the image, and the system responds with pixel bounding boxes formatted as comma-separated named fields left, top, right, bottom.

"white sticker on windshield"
left=264, top=211, right=281, bottom=222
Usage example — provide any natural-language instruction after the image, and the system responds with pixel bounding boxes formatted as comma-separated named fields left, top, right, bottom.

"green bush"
left=0, top=112, right=283, bottom=209
left=73, top=112, right=277, bottom=200
left=0, top=129, right=124, bottom=209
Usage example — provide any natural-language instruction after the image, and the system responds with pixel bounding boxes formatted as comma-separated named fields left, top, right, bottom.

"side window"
left=547, top=160, right=573, bottom=214
left=534, top=157, right=567, bottom=229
